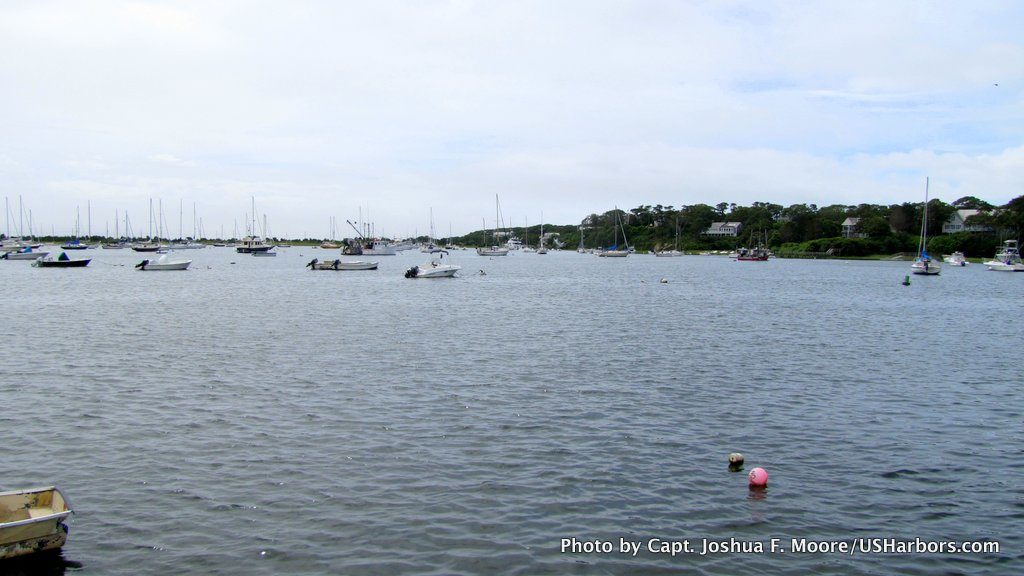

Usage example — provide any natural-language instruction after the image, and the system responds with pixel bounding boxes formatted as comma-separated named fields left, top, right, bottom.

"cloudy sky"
left=1, top=0, right=1022, bottom=239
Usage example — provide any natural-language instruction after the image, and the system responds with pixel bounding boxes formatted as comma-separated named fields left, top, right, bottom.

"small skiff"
left=0, top=486, right=72, bottom=560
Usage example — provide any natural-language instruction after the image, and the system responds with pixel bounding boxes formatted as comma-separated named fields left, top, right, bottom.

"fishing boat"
left=597, top=208, right=630, bottom=257
left=236, top=198, right=274, bottom=253
left=984, top=240, right=1024, bottom=271
left=943, top=251, right=968, bottom=267
left=1, top=246, right=49, bottom=260
left=32, top=252, right=90, bottom=267
left=405, top=251, right=460, bottom=278
left=477, top=195, right=510, bottom=256
left=0, top=486, right=72, bottom=560
left=135, top=252, right=192, bottom=270
left=911, top=178, right=941, bottom=276
left=306, top=258, right=379, bottom=270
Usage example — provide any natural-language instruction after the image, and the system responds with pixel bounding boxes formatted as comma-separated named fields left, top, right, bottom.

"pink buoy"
left=748, top=467, right=768, bottom=488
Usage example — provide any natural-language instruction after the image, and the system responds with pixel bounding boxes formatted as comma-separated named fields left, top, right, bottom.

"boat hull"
left=406, top=263, right=460, bottom=278
left=598, top=250, right=629, bottom=257
left=137, top=259, right=191, bottom=271
left=33, top=259, right=90, bottom=268
left=655, top=251, right=683, bottom=257
left=312, top=260, right=379, bottom=270
left=3, top=251, right=49, bottom=260
left=911, top=261, right=941, bottom=275
left=0, top=487, right=72, bottom=560
left=476, top=248, right=509, bottom=256
left=984, top=261, right=1024, bottom=271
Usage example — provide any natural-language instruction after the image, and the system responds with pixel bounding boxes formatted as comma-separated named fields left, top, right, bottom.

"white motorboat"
left=0, top=486, right=72, bottom=560
left=911, top=178, right=940, bottom=276
left=984, top=240, right=1024, bottom=271
left=2, top=246, right=49, bottom=260
left=252, top=249, right=277, bottom=257
left=135, top=252, right=192, bottom=270
left=943, top=251, right=968, bottom=266
left=306, top=258, right=378, bottom=270
left=405, top=252, right=460, bottom=278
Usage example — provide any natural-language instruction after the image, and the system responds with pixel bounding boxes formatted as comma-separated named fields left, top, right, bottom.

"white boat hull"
left=655, top=250, right=683, bottom=257
left=3, top=251, right=49, bottom=260
left=598, top=250, right=629, bottom=257
left=312, top=259, right=379, bottom=270
left=137, top=257, right=192, bottom=270
left=911, top=260, right=941, bottom=275
left=985, top=261, right=1024, bottom=271
left=406, top=261, right=460, bottom=278
left=476, top=247, right=509, bottom=256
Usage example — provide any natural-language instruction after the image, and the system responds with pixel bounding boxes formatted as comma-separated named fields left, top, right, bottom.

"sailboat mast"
left=918, top=177, right=929, bottom=256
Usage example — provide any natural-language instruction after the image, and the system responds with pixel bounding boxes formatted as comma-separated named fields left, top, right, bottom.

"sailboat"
left=420, top=208, right=444, bottom=253
left=597, top=209, right=630, bottom=257
left=522, top=218, right=535, bottom=253
left=655, top=217, right=684, bottom=257
left=537, top=213, right=548, bottom=254
left=132, top=199, right=161, bottom=252
left=911, top=178, right=940, bottom=276
left=577, top=226, right=586, bottom=253
left=477, top=195, right=510, bottom=256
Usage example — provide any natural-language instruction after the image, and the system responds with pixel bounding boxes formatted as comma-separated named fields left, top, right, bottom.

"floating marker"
left=728, top=452, right=744, bottom=471
left=902, top=275, right=910, bottom=286
left=748, top=467, right=768, bottom=488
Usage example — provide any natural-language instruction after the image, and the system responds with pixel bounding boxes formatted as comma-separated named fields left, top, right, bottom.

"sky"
left=1, top=0, right=1022, bottom=239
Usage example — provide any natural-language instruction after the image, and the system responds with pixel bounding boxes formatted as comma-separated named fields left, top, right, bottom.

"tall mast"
left=918, top=177, right=929, bottom=256
left=18, top=195, right=23, bottom=237
left=88, top=200, right=92, bottom=238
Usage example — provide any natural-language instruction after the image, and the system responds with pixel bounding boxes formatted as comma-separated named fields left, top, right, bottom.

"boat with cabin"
left=943, top=251, right=968, bottom=267
left=984, top=240, right=1024, bottom=271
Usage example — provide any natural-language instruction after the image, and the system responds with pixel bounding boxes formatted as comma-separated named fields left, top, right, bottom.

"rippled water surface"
left=2, top=247, right=1022, bottom=575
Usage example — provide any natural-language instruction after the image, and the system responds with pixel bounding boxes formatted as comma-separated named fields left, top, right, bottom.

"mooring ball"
left=728, top=453, right=744, bottom=464
left=748, top=467, right=768, bottom=487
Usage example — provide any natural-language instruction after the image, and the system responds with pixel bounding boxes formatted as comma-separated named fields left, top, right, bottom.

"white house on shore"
left=704, top=222, right=743, bottom=237
left=942, top=209, right=992, bottom=234
left=841, top=217, right=867, bottom=238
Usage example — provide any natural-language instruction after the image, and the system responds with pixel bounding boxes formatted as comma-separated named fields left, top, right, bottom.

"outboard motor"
left=135, top=260, right=148, bottom=270
left=306, top=258, right=318, bottom=269
left=405, top=265, right=419, bottom=278
left=333, top=259, right=341, bottom=270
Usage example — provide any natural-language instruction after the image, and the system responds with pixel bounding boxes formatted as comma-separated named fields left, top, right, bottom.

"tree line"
left=456, top=194, right=1024, bottom=257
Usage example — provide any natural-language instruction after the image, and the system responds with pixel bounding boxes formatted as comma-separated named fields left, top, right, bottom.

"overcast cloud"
left=1, top=0, right=1022, bottom=238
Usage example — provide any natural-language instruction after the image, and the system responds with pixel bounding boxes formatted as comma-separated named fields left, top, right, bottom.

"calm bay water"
left=2, top=247, right=1022, bottom=575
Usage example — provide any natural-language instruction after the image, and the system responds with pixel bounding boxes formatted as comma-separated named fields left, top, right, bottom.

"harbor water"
left=2, top=247, right=1022, bottom=575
